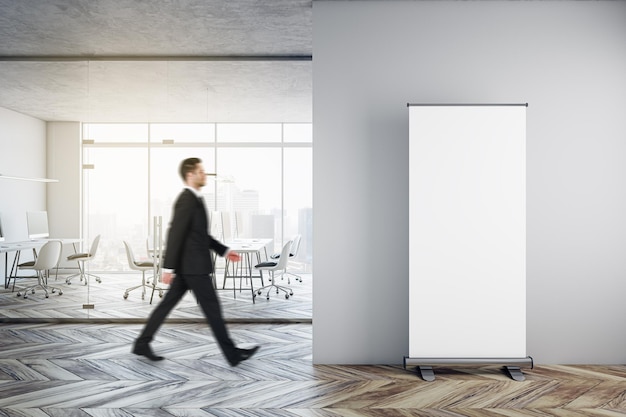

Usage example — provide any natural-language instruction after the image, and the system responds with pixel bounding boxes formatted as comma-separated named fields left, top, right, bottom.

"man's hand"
left=161, top=271, right=174, bottom=285
left=226, top=251, right=241, bottom=262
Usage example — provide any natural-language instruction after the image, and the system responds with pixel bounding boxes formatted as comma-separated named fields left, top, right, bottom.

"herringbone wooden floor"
left=1, top=322, right=626, bottom=416
left=2, top=272, right=626, bottom=415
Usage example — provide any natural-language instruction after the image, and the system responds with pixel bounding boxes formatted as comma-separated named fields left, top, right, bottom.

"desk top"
left=0, top=238, right=82, bottom=253
left=228, top=238, right=272, bottom=244
left=225, top=239, right=272, bottom=252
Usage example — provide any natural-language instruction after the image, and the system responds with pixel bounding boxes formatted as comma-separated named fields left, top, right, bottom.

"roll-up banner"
left=409, top=104, right=526, bottom=359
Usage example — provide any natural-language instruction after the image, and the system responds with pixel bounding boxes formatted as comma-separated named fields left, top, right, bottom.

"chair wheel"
left=159, top=291, right=164, bottom=297
left=45, top=294, right=49, bottom=298
left=16, top=292, right=21, bottom=297
left=289, top=291, right=294, bottom=296
left=257, top=289, right=262, bottom=295
left=66, top=281, right=71, bottom=285
left=59, top=291, right=63, bottom=295
left=31, top=289, right=35, bottom=294
left=52, top=289, right=56, bottom=293
left=123, top=293, right=129, bottom=299
left=285, top=294, right=289, bottom=299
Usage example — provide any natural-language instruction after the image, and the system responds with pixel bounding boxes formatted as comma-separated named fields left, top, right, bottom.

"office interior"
left=1, top=0, right=626, bottom=368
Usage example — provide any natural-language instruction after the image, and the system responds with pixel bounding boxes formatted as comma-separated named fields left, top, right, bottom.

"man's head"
left=179, top=157, right=206, bottom=189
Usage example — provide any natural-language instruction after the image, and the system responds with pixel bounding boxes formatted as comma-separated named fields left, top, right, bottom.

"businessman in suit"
left=133, top=157, right=259, bottom=365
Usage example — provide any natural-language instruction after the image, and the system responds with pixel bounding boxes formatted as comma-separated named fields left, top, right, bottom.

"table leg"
left=3, top=253, right=8, bottom=289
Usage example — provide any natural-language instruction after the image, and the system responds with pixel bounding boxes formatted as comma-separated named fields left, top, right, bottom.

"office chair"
left=13, top=248, right=42, bottom=290
left=270, top=234, right=303, bottom=284
left=254, top=240, right=293, bottom=300
left=123, top=241, right=164, bottom=302
left=16, top=240, right=63, bottom=299
left=65, top=235, right=102, bottom=285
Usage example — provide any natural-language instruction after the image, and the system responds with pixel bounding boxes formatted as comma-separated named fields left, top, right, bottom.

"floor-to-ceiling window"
left=82, top=122, right=312, bottom=280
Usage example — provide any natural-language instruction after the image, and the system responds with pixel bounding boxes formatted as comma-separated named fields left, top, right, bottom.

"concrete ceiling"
left=0, top=0, right=312, bottom=123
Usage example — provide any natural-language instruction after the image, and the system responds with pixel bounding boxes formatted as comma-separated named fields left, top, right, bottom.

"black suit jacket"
left=163, top=188, right=228, bottom=275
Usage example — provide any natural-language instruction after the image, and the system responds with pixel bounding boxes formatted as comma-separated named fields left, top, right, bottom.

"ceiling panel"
left=0, top=0, right=312, bottom=122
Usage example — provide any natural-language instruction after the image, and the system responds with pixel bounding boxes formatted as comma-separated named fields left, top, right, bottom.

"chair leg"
left=282, top=259, right=302, bottom=283
left=65, top=261, right=85, bottom=284
left=124, top=271, right=164, bottom=302
left=84, top=273, right=103, bottom=284
left=66, top=262, right=102, bottom=285
left=283, top=271, right=302, bottom=283
left=124, top=271, right=147, bottom=300
left=17, top=271, right=63, bottom=299
left=253, top=271, right=294, bottom=301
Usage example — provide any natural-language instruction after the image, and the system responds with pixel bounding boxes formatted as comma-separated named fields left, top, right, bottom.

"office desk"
left=1, top=238, right=81, bottom=289
left=222, top=239, right=271, bottom=303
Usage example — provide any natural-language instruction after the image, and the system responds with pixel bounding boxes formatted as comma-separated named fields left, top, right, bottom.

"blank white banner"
left=409, top=104, right=526, bottom=358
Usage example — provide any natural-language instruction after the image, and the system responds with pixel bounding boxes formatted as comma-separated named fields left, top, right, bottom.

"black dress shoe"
left=229, top=346, right=260, bottom=366
left=132, top=343, right=164, bottom=361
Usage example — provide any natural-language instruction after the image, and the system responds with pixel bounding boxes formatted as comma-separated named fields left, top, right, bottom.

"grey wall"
left=47, top=122, right=82, bottom=264
left=313, top=0, right=626, bottom=364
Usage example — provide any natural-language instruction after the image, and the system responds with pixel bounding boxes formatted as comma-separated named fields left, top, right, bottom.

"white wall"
left=0, top=107, right=47, bottom=241
left=313, top=0, right=626, bottom=364
left=0, top=111, right=80, bottom=274
left=0, top=107, right=47, bottom=280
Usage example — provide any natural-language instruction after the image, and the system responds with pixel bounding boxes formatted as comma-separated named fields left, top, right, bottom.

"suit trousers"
left=136, top=272, right=237, bottom=362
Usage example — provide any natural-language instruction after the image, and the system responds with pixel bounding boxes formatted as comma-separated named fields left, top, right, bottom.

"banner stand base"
left=416, top=366, right=435, bottom=382
left=404, top=356, right=533, bottom=382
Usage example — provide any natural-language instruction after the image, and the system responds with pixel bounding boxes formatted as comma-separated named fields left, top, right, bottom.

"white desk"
left=1, top=238, right=82, bottom=289
left=222, top=239, right=272, bottom=303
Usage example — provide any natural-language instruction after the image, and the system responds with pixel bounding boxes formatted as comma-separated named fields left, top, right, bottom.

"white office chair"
left=254, top=240, right=293, bottom=300
left=14, top=248, right=42, bottom=290
left=270, top=234, right=303, bottom=284
left=66, top=235, right=102, bottom=285
left=16, top=240, right=63, bottom=299
left=123, top=241, right=164, bottom=302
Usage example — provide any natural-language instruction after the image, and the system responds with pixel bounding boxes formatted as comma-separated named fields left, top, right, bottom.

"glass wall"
left=82, top=122, right=312, bottom=275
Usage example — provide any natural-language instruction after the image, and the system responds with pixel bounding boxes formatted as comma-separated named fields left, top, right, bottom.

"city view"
left=81, top=122, right=312, bottom=274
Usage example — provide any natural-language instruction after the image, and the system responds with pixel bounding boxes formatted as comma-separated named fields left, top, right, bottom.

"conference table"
left=0, top=238, right=82, bottom=290
left=221, top=238, right=272, bottom=303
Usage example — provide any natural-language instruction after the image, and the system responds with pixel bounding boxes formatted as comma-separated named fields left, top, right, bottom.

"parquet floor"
left=2, top=273, right=626, bottom=415
left=1, top=322, right=626, bottom=416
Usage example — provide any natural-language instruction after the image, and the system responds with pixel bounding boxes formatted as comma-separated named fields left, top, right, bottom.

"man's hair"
left=180, top=157, right=201, bottom=181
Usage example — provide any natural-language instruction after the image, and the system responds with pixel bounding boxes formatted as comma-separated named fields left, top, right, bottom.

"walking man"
left=133, top=157, right=259, bottom=365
